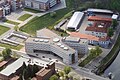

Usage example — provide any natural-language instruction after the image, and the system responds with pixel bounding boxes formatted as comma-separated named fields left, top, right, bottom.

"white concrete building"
left=62, top=36, right=88, bottom=54
left=85, top=28, right=108, bottom=38
left=25, top=28, right=78, bottom=64
left=67, top=12, right=84, bottom=30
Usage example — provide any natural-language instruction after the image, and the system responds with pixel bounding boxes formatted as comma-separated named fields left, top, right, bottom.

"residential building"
left=35, top=62, right=55, bottom=80
left=70, top=32, right=111, bottom=48
left=85, top=16, right=112, bottom=38
left=67, top=12, right=84, bottom=30
left=8, top=0, right=23, bottom=11
left=0, top=8, right=3, bottom=18
left=24, top=0, right=61, bottom=11
left=0, top=57, right=55, bottom=80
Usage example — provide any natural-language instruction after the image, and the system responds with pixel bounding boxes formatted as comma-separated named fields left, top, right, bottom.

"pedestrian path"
left=0, top=22, right=15, bottom=28
left=18, top=15, right=36, bottom=28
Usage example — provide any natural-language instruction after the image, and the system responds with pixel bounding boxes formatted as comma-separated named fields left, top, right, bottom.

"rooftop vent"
left=53, top=38, right=60, bottom=42
left=33, top=39, right=39, bottom=42
left=60, top=45, right=64, bottom=48
left=57, top=43, right=61, bottom=46
left=64, top=47, right=69, bottom=50
left=44, top=39, right=49, bottom=43
left=39, top=39, right=44, bottom=42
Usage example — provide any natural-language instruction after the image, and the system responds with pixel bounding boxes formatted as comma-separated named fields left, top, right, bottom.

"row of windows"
left=92, top=32, right=105, bottom=35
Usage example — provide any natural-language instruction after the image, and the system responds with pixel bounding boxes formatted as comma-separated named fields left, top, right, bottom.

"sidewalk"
left=18, top=15, right=36, bottom=28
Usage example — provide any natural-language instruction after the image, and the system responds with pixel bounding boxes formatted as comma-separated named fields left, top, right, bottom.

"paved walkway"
left=18, top=15, right=36, bottom=28
left=0, top=22, right=15, bottom=28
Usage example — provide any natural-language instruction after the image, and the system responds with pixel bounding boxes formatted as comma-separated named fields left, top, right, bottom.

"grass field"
left=18, top=14, right=32, bottom=21
left=0, top=43, right=23, bottom=50
left=20, top=9, right=71, bottom=35
left=6, top=20, right=20, bottom=25
left=0, top=25, right=10, bottom=35
left=20, top=0, right=75, bottom=35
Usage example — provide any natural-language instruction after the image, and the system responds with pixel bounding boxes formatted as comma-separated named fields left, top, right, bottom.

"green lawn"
left=24, top=8, right=40, bottom=13
left=20, top=0, right=75, bottom=36
left=6, top=20, right=20, bottom=25
left=0, top=25, right=10, bottom=35
left=18, top=14, right=32, bottom=21
left=20, top=8, right=71, bottom=36
left=0, top=43, right=23, bottom=50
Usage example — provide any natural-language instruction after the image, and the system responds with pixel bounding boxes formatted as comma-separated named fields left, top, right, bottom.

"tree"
left=95, top=46, right=102, bottom=56
left=26, top=64, right=31, bottom=78
left=58, top=71, right=64, bottom=77
left=21, top=62, right=27, bottom=71
left=23, top=69, right=29, bottom=79
left=5, top=48, right=12, bottom=55
left=112, top=19, right=118, bottom=29
left=32, top=64, right=39, bottom=76
left=90, top=46, right=102, bottom=57
left=49, top=75, right=58, bottom=80
left=2, top=48, right=12, bottom=60
left=90, top=48, right=96, bottom=57
left=107, top=27, right=114, bottom=37
left=64, top=66, right=71, bottom=74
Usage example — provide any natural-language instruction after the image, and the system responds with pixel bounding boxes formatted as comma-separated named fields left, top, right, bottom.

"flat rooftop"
left=0, top=57, right=28, bottom=76
left=27, top=28, right=76, bottom=53
left=26, top=37, right=75, bottom=54
left=64, top=36, right=80, bottom=42
left=87, top=8, right=113, bottom=14
left=67, top=12, right=84, bottom=29
left=88, top=16, right=112, bottom=22
left=0, top=57, right=52, bottom=76
left=36, top=68, right=51, bottom=77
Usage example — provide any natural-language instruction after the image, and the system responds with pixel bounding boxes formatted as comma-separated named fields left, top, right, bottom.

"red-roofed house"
left=88, top=16, right=112, bottom=22
left=85, top=16, right=112, bottom=38
left=70, top=32, right=110, bottom=48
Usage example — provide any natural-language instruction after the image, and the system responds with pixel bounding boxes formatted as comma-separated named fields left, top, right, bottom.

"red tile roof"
left=88, top=16, right=112, bottom=22
left=86, top=21, right=111, bottom=33
left=0, top=61, right=7, bottom=68
left=10, top=76, right=19, bottom=80
left=70, top=32, right=99, bottom=41
left=70, top=32, right=110, bottom=41
left=99, top=36, right=110, bottom=41
left=36, top=68, right=51, bottom=77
